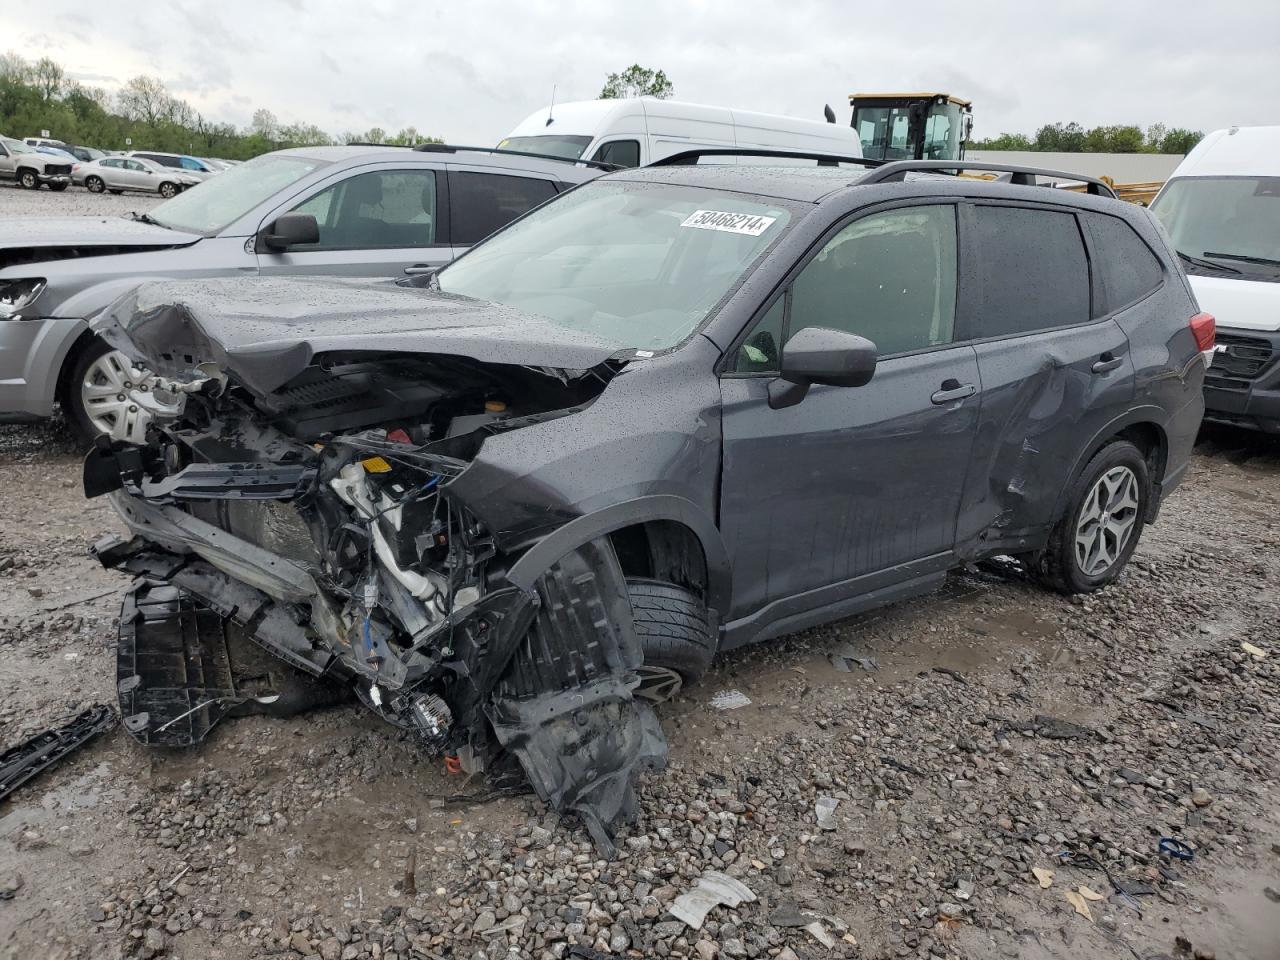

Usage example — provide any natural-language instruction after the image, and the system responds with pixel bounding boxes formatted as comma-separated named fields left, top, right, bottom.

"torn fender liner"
left=486, top=538, right=667, bottom=857
left=0, top=705, right=115, bottom=802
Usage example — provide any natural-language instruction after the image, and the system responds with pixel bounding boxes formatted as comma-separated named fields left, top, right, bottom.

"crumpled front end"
left=85, top=293, right=666, bottom=855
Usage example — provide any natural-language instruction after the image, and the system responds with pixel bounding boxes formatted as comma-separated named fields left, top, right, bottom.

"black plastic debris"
left=117, top=580, right=251, bottom=746
left=0, top=704, right=115, bottom=802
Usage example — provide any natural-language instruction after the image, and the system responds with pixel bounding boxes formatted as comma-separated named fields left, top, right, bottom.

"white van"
left=498, top=98, right=862, bottom=168
left=1149, top=126, right=1280, bottom=432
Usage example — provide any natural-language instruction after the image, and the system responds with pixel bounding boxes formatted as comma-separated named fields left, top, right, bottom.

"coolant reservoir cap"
left=484, top=399, right=508, bottom=413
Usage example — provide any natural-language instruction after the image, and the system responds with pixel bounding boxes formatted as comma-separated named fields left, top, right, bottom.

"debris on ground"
left=814, top=795, right=839, bottom=830
left=1064, top=889, right=1093, bottom=920
left=829, top=642, right=878, bottom=672
left=0, top=704, right=114, bottom=801
left=1033, top=867, right=1056, bottom=888
left=1240, top=641, right=1267, bottom=659
left=709, top=689, right=751, bottom=710
left=668, top=871, right=757, bottom=929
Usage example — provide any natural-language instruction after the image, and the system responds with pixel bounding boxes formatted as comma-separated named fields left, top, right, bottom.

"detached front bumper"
left=37, top=173, right=71, bottom=186
left=1203, top=327, right=1280, bottom=433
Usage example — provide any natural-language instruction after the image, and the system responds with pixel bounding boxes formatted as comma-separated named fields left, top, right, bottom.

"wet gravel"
left=1, top=419, right=1277, bottom=960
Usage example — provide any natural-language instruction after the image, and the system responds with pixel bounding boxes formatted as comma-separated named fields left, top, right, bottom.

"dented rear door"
left=955, top=201, right=1135, bottom=553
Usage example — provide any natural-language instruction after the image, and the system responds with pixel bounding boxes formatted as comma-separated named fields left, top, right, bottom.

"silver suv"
left=0, top=145, right=602, bottom=441
left=0, top=136, right=73, bottom=191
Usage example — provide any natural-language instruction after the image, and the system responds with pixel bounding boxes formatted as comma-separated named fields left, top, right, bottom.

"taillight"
left=1190, top=312, right=1215, bottom=353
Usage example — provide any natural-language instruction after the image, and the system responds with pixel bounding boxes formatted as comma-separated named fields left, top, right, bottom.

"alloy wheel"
left=1074, top=466, right=1140, bottom=577
left=81, top=350, right=154, bottom=443
left=634, top=664, right=683, bottom=703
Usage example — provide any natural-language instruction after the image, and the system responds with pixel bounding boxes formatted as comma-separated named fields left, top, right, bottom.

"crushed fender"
left=0, top=704, right=115, bottom=802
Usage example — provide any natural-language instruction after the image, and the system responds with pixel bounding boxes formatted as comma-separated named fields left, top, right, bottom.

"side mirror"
left=769, top=326, right=877, bottom=409
left=261, top=212, right=320, bottom=252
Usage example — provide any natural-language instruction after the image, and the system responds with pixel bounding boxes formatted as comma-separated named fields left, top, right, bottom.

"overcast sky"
left=5, top=0, right=1278, bottom=144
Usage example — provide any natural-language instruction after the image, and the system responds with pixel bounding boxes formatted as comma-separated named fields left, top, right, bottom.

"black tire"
left=18, top=169, right=38, bottom=189
left=627, top=578, right=715, bottom=698
left=85, top=175, right=105, bottom=193
left=108, top=188, right=123, bottom=194
left=48, top=182, right=68, bottom=192
left=61, top=337, right=116, bottom=448
left=1036, top=440, right=1150, bottom=594
left=158, top=181, right=178, bottom=198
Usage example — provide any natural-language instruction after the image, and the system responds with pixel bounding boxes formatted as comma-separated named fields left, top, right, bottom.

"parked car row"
left=7, top=136, right=234, bottom=194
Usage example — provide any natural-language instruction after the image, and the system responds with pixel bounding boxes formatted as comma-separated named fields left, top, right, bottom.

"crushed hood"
left=1187, top=275, right=1280, bottom=333
left=0, top=217, right=199, bottom=267
left=96, top=276, right=626, bottom=395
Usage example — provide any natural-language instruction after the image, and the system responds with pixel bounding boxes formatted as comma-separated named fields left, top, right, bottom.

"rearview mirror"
left=769, top=326, right=877, bottom=409
left=261, top=212, right=320, bottom=252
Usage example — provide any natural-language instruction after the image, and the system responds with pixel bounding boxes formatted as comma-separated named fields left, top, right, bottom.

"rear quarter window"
left=967, top=205, right=1090, bottom=339
left=1085, top=213, right=1164, bottom=314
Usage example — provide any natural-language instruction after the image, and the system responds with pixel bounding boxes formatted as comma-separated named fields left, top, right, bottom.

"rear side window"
left=450, top=172, right=557, bottom=245
left=1086, top=213, right=1163, bottom=313
left=968, top=206, right=1090, bottom=338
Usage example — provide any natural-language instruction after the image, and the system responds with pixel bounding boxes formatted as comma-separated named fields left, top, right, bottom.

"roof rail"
left=411, top=143, right=620, bottom=172
left=651, top=147, right=884, bottom=168
left=860, top=160, right=1119, bottom=198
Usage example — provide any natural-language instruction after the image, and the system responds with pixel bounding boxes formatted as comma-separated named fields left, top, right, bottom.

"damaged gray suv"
left=85, top=154, right=1209, bottom=853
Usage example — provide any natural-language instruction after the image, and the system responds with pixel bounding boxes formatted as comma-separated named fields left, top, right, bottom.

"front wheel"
left=85, top=175, right=105, bottom=193
left=627, top=579, right=715, bottom=701
left=48, top=182, right=68, bottom=192
left=1036, top=440, right=1150, bottom=594
left=158, top=181, right=178, bottom=198
left=19, top=170, right=38, bottom=189
left=107, top=188, right=123, bottom=194
left=63, top=339, right=152, bottom=447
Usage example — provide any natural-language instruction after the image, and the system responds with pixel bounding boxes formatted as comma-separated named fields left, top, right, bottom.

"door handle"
left=403, top=264, right=435, bottom=276
left=1092, top=354, right=1124, bottom=374
left=931, top=379, right=976, bottom=405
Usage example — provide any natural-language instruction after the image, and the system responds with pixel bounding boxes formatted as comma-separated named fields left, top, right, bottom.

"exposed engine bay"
left=87, top=331, right=667, bottom=856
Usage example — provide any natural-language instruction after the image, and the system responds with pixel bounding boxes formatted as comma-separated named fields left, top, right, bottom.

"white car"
left=74, top=156, right=202, bottom=198
left=1150, top=126, right=1280, bottom=433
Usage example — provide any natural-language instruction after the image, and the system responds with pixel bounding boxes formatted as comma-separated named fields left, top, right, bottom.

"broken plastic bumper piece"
left=0, top=704, right=115, bottom=802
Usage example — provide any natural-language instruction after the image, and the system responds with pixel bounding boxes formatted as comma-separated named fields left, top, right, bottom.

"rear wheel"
left=158, top=181, right=178, bottom=199
left=627, top=579, right=715, bottom=701
left=85, top=175, right=105, bottom=193
left=1036, top=440, right=1150, bottom=594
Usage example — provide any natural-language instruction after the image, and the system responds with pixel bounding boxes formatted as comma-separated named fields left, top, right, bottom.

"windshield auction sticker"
left=680, top=210, right=777, bottom=237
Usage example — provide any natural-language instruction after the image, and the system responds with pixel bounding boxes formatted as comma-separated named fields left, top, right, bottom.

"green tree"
left=971, top=132, right=1033, bottom=150
left=1159, top=128, right=1203, bottom=155
left=600, top=64, right=673, bottom=100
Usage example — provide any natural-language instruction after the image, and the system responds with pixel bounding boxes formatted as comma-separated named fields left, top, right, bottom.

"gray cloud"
left=3, top=0, right=1278, bottom=143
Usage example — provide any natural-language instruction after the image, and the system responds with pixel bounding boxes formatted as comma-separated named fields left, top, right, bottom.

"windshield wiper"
left=129, top=211, right=167, bottom=229
left=1177, top=250, right=1240, bottom=275
left=1203, top=251, right=1280, bottom=269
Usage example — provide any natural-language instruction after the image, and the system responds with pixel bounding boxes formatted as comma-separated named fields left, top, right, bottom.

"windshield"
left=1151, top=176, right=1280, bottom=278
left=437, top=180, right=797, bottom=351
left=3, top=139, right=34, bottom=155
left=498, top=135, right=593, bottom=160
left=147, top=153, right=330, bottom=234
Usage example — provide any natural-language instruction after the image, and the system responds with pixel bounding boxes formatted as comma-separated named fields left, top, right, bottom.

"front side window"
left=147, top=153, right=329, bottom=234
left=592, top=140, right=641, bottom=168
left=450, top=172, right=557, bottom=245
left=1151, top=177, right=1280, bottom=279
left=291, top=169, right=437, bottom=249
left=967, top=206, right=1090, bottom=338
left=789, top=205, right=958, bottom=356
left=437, top=180, right=798, bottom=352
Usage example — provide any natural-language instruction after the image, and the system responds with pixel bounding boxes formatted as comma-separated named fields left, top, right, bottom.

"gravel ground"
left=0, top=181, right=161, bottom=218
left=1, top=188, right=1278, bottom=960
